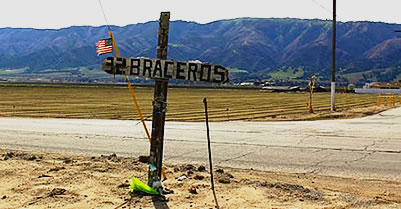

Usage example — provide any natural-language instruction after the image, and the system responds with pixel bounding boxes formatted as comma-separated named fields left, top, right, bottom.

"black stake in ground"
left=203, top=98, right=220, bottom=209
left=148, top=12, right=170, bottom=190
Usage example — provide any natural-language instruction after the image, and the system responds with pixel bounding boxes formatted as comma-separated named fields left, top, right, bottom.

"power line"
left=311, top=0, right=332, bottom=15
left=98, top=0, right=111, bottom=31
left=310, top=0, right=343, bottom=21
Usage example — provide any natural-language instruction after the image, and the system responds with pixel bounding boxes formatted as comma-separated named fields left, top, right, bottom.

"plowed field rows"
left=0, top=86, right=384, bottom=121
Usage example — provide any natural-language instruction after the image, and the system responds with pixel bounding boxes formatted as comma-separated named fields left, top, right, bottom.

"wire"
left=310, top=0, right=343, bottom=21
left=98, top=0, right=111, bottom=31
left=97, top=0, right=152, bottom=143
left=311, top=0, right=332, bottom=15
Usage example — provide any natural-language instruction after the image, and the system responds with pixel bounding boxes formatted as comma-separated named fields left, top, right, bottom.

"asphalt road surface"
left=1, top=107, right=401, bottom=180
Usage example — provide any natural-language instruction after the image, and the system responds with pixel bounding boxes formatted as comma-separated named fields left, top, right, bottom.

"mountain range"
left=1, top=18, right=401, bottom=85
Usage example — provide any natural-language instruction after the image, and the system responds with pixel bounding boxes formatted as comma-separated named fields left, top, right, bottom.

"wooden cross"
left=102, top=12, right=229, bottom=191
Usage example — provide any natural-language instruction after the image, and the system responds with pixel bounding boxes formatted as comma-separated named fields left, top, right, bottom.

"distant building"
left=364, top=82, right=401, bottom=89
left=240, top=82, right=255, bottom=86
left=356, top=81, right=401, bottom=94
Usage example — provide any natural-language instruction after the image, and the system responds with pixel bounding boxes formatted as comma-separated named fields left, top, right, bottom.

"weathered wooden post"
left=148, top=12, right=170, bottom=189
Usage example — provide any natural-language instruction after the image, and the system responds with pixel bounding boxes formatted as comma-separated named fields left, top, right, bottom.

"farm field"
left=0, top=85, right=394, bottom=122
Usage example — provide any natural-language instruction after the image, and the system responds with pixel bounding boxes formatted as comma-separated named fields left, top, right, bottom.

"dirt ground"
left=1, top=149, right=401, bottom=209
left=253, top=105, right=395, bottom=121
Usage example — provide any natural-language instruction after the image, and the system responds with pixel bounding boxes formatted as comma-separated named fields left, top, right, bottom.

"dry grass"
left=0, top=85, right=395, bottom=122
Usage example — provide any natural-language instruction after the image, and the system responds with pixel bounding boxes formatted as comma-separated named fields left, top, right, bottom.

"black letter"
left=105, top=56, right=114, bottom=67
left=200, top=64, right=212, bottom=82
left=130, top=59, right=140, bottom=76
left=103, top=56, right=114, bottom=74
left=153, top=60, right=163, bottom=78
left=213, top=65, right=226, bottom=83
left=188, top=63, right=198, bottom=81
left=176, top=62, right=186, bottom=80
left=163, top=61, right=173, bottom=79
left=115, top=57, right=126, bottom=75
left=143, top=59, right=152, bottom=77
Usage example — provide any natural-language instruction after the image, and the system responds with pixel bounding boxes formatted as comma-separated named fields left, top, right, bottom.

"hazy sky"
left=1, top=0, right=401, bottom=29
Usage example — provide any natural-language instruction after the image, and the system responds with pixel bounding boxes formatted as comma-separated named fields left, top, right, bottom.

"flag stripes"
left=96, top=38, right=113, bottom=55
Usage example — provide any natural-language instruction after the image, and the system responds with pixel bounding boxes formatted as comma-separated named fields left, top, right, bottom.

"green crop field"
left=0, top=85, right=391, bottom=122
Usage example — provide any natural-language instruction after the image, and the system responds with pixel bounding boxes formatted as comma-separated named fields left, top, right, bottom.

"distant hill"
left=1, top=18, right=401, bottom=85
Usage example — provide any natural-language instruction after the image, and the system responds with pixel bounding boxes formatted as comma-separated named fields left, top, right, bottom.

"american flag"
left=96, top=38, right=113, bottom=55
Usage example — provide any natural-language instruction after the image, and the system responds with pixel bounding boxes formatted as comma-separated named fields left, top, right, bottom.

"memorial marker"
left=102, top=12, right=229, bottom=191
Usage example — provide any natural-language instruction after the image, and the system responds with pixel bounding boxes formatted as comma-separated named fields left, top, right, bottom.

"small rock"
left=49, top=188, right=66, bottom=197
left=216, top=168, right=224, bottom=174
left=2, top=195, right=6, bottom=199
left=108, top=153, right=120, bottom=162
left=63, top=158, right=72, bottom=164
left=197, top=166, right=206, bottom=172
left=225, top=172, right=234, bottom=178
left=218, top=177, right=230, bottom=184
left=184, top=164, right=195, bottom=171
left=188, top=186, right=198, bottom=194
left=138, top=156, right=149, bottom=164
left=187, top=170, right=194, bottom=176
left=173, top=167, right=180, bottom=172
left=3, top=152, right=14, bottom=160
left=194, top=175, right=205, bottom=180
left=177, top=175, right=187, bottom=182
left=48, top=167, right=65, bottom=172
left=162, top=187, right=174, bottom=195
left=38, top=174, right=52, bottom=178
left=19, top=153, right=36, bottom=161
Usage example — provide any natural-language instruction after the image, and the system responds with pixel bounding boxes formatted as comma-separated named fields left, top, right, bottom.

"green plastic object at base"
left=129, top=177, right=159, bottom=195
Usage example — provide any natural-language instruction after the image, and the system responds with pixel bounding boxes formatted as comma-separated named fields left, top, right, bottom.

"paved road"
left=1, top=107, right=401, bottom=180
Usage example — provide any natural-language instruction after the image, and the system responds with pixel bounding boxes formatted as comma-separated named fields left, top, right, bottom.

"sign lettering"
left=103, top=56, right=229, bottom=83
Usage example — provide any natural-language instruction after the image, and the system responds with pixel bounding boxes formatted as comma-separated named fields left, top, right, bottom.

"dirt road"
left=1, top=107, right=400, bottom=181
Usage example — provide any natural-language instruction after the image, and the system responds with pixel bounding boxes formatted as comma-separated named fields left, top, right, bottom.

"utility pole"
left=148, top=12, right=170, bottom=190
left=331, top=0, right=337, bottom=112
